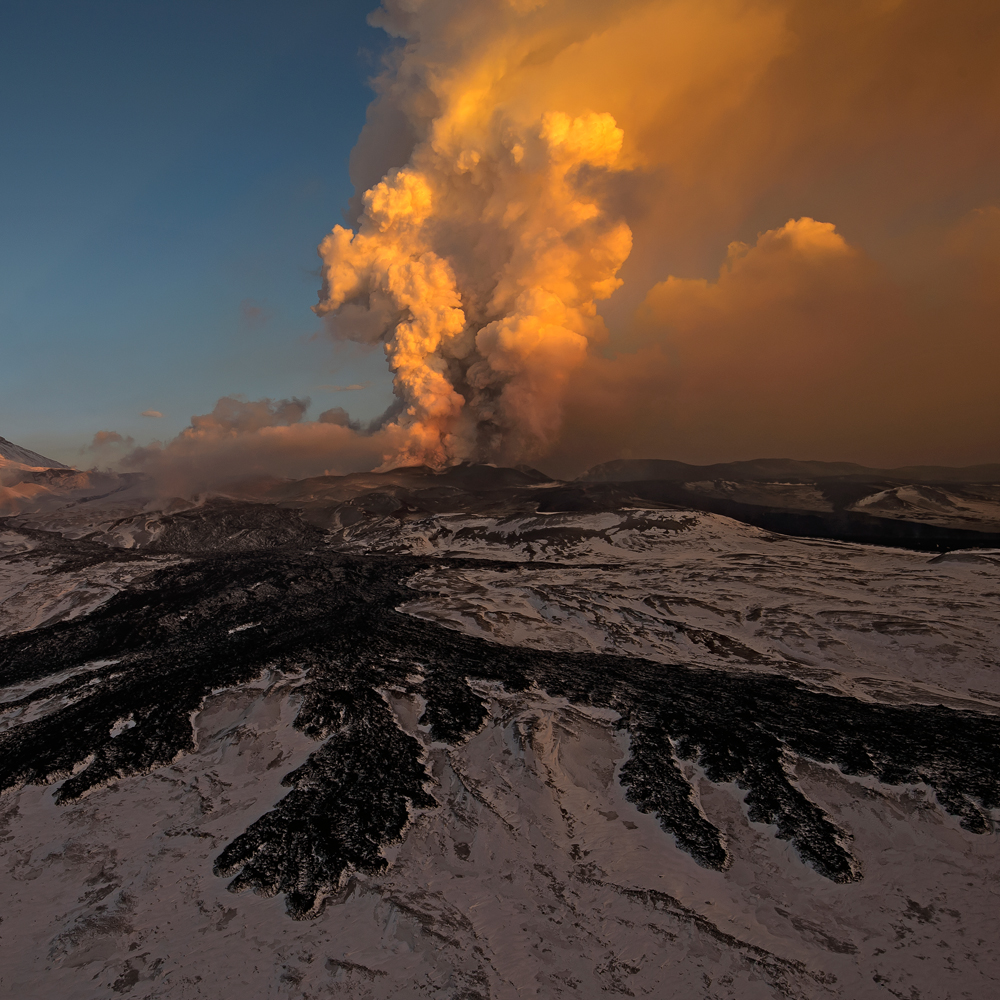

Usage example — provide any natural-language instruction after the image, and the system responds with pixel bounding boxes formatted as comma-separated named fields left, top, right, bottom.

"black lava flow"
left=2, top=547, right=999, bottom=918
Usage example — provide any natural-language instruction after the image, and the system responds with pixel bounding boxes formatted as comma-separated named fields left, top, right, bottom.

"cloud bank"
left=131, top=0, right=1000, bottom=485
left=555, top=206, right=1000, bottom=474
left=124, top=397, right=393, bottom=494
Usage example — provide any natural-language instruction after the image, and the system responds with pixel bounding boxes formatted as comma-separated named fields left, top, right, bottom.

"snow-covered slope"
left=0, top=466, right=156, bottom=520
left=2, top=478, right=1000, bottom=998
left=338, top=507, right=758, bottom=563
left=0, top=434, right=162, bottom=523
left=849, top=483, right=1000, bottom=531
left=391, top=519, right=1000, bottom=710
left=4, top=672, right=999, bottom=999
left=0, top=435, right=68, bottom=470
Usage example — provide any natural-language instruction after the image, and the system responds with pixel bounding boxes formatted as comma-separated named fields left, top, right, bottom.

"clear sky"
left=1, top=0, right=393, bottom=464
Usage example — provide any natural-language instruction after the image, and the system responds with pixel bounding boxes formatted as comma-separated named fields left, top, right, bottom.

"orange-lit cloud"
left=315, top=107, right=630, bottom=469
left=307, top=0, right=999, bottom=473
left=124, top=396, right=392, bottom=494
left=138, top=0, right=1000, bottom=487
left=553, top=209, right=1000, bottom=473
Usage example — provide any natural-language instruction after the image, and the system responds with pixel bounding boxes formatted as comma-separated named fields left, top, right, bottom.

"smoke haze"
left=123, top=397, right=392, bottom=494
left=129, top=0, right=1000, bottom=484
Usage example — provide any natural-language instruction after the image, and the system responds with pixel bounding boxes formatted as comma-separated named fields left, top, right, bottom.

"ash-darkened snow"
left=2, top=459, right=1000, bottom=998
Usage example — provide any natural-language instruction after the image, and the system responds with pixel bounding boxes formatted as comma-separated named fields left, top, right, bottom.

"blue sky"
left=1, top=0, right=394, bottom=464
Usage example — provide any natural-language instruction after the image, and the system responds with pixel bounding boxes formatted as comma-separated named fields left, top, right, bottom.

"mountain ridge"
left=0, top=435, right=68, bottom=470
left=579, top=457, right=1000, bottom=483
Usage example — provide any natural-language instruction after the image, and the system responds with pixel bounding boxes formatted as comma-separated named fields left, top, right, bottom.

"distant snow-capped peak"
left=0, top=435, right=68, bottom=469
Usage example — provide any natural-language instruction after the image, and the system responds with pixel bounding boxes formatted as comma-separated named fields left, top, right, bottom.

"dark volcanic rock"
left=215, top=689, right=437, bottom=919
left=145, top=497, right=328, bottom=553
left=2, top=529, right=1000, bottom=914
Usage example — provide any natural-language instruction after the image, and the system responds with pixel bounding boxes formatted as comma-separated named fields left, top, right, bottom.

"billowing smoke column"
left=120, top=0, right=999, bottom=489
left=313, top=4, right=631, bottom=469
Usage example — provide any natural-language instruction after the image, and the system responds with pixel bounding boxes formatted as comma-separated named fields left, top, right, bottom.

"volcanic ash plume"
left=124, top=0, right=999, bottom=488
left=313, top=18, right=631, bottom=469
